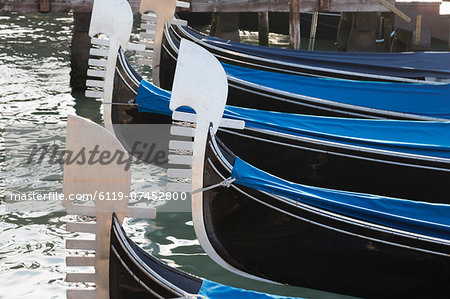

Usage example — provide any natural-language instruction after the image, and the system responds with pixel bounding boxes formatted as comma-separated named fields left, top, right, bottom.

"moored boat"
left=159, top=27, right=450, bottom=118
left=164, top=45, right=450, bottom=297
left=108, top=42, right=450, bottom=204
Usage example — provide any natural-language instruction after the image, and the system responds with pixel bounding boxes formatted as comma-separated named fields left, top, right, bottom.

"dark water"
left=0, top=13, right=355, bottom=298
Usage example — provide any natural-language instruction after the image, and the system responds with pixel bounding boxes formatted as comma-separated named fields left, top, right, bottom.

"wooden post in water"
left=347, top=12, right=377, bottom=52
left=39, top=0, right=50, bottom=12
left=210, top=12, right=240, bottom=42
left=383, top=16, right=393, bottom=52
left=308, top=11, right=319, bottom=51
left=258, top=12, right=269, bottom=46
left=70, top=12, right=92, bottom=90
left=414, top=14, right=422, bottom=46
left=289, top=0, right=300, bottom=49
left=337, top=12, right=352, bottom=51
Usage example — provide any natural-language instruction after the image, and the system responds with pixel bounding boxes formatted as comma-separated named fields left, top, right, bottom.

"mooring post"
left=258, top=12, right=269, bottom=46
left=39, top=0, right=50, bottom=12
left=70, top=12, right=92, bottom=90
left=347, top=12, right=377, bottom=52
left=414, top=14, right=422, bottom=47
left=308, top=11, right=319, bottom=51
left=383, top=16, right=393, bottom=52
left=289, top=0, right=301, bottom=49
left=337, top=12, right=351, bottom=51
left=210, top=12, right=240, bottom=42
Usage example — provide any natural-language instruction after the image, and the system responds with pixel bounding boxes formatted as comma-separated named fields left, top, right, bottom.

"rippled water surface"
left=0, top=13, right=352, bottom=299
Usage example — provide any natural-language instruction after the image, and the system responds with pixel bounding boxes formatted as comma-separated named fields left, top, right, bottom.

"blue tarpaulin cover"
left=136, top=80, right=450, bottom=160
left=230, top=157, right=450, bottom=240
left=222, top=62, right=450, bottom=119
left=182, top=26, right=450, bottom=79
left=198, top=279, right=298, bottom=299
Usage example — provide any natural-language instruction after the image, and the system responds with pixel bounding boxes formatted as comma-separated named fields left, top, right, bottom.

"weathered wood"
left=347, top=12, right=377, bottom=51
left=395, top=1, right=449, bottom=42
left=382, top=16, right=393, bottom=52
left=337, top=12, right=352, bottom=51
left=210, top=12, right=240, bottom=42
left=70, top=12, right=91, bottom=90
left=379, top=0, right=411, bottom=22
left=1, top=0, right=393, bottom=13
left=192, top=0, right=317, bottom=12
left=258, top=12, right=269, bottom=46
left=289, top=0, right=301, bottom=49
left=0, top=0, right=140, bottom=12
left=39, top=0, right=50, bottom=12
left=308, top=10, right=319, bottom=50
left=415, top=14, right=422, bottom=46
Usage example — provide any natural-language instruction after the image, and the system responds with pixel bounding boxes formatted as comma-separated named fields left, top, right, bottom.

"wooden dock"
left=0, top=0, right=394, bottom=13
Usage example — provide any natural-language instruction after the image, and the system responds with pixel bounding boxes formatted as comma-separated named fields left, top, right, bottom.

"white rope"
left=191, top=177, right=236, bottom=194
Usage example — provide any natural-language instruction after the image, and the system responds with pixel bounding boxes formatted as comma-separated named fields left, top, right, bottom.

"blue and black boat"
left=165, top=22, right=450, bottom=83
left=111, top=49, right=450, bottom=203
left=159, top=26, right=450, bottom=119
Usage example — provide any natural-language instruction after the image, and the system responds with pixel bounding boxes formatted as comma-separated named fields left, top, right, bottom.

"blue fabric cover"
left=136, top=80, right=450, bottom=159
left=183, top=26, right=450, bottom=79
left=222, top=63, right=450, bottom=119
left=198, top=279, right=298, bottom=299
left=231, top=157, right=450, bottom=240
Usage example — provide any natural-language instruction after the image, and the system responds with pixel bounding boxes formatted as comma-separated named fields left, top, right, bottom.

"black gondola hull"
left=112, top=52, right=450, bottom=204
left=201, top=135, right=450, bottom=297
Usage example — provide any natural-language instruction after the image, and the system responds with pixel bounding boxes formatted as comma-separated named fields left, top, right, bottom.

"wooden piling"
left=308, top=11, right=318, bottom=51
left=289, top=0, right=300, bottom=49
left=210, top=12, right=240, bottom=42
left=337, top=12, right=352, bottom=51
left=347, top=12, right=377, bottom=52
left=383, top=16, right=393, bottom=52
left=258, top=12, right=269, bottom=46
left=70, top=12, right=91, bottom=90
left=414, top=14, right=422, bottom=46
left=39, top=0, right=50, bottom=12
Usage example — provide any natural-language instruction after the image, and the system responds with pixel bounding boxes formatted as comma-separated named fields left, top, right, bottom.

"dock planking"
left=1, top=0, right=393, bottom=13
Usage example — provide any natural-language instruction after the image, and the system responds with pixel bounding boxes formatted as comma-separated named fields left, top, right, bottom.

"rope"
left=102, top=99, right=139, bottom=106
left=191, top=177, right=236, bottom=194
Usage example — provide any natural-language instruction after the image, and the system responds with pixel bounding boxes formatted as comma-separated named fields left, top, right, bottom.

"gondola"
left=158, top=25, right=450, bottom=118
left=165, top=56, right=450, bottom=297
left=88, top=0, right=450, bottom=123
left=161, top=21, right=450, bottom=83
left=110, top=213, right=300, bottom=299
left=109, top=42, right=450, bottom=204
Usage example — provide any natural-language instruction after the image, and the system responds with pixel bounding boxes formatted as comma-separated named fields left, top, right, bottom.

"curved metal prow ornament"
left=138, top=0, right=190, bottom=86
left=63, top=115, right=155, bottom=299
left=167, top=39, right=270, bottom=283
left=84, top=0, right=145, bottom=132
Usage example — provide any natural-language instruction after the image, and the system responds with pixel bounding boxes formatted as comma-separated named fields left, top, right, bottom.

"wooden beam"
left=289, top=0, right=301, bottom=50
left=0, top=0, right=396, bottom=13
left=0, top=0, right=140, bottom=13
left=258, top=12, right=269, bottom=46
left=190, top=0, right=317, bottom=13
left=39, top=0, right=50, bottom=12
left=308, top=10, right=319, bottom=50
left=379, top=0, right=411, bottom=23
left=415, top=14, right=422, bottom=45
